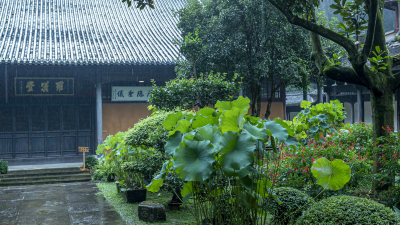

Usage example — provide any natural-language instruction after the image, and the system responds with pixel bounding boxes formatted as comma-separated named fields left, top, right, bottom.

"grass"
left=97, top=182, right=196, bottom=225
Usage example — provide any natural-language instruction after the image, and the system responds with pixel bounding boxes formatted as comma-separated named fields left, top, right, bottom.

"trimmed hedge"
left=125, top=111, right=173, bottom=152
left=296, top=195, right=399, bottom=225
left=266, top=187, right=313, bottom=224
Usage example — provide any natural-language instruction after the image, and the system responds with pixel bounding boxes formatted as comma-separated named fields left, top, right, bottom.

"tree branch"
left=361, top=0, right=378, bottom=59
left=323, top=65, right=365, bottom=86
left=267, top=0, right=358, bottom=58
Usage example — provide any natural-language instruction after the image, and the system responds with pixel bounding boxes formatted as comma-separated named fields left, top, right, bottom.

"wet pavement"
left=0, top=182, right=126, bottom=225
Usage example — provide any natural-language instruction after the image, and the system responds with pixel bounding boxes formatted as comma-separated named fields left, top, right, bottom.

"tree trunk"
left=370, top=89, right=394, bottom=137
left=370, top=88, right=395, bottom=190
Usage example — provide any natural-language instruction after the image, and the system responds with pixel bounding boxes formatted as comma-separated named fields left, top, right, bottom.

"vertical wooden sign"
left=78, top=146, right=89, bottom=171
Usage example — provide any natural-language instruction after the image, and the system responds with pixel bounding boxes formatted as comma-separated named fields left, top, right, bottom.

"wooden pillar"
left=351, top=101, right=355, bottom=124
left=317, top=82, right=324, bottom=103
left=96, top=78, right=103, bottom=146
left=357, top=87, right=364, bottom=122
left=4, top=64, right=8, bottom=104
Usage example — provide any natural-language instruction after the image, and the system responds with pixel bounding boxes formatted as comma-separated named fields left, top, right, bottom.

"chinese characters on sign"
left=15, top=78, right=74, bottom=96
left=111, top=86, right=153, bottom=102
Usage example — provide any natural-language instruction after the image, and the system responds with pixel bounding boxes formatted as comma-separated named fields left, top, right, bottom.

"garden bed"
left=97, top=182, right=196, bottom=224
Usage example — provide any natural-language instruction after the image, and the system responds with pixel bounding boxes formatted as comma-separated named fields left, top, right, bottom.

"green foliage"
left=125, top=111, right=174, bottom=152
left=149, top=73, right=240, bottom=110
left=85, top=155, right=98, bottom=170
left=93, top=161, right=116, bottom=182
left=311, top=157, right=351, bottom=191
left=96, top=127, right=165, bottom=189
left=92, top=169, right=108, bottom=182
left=268, top=123, right=374, bottom=195
left=147, top=96, right=295, bottom=224
left=176, top=0, right=311, bottom=116
left=0, top=159, right=8, bottom=174
left=296, top=195, right=400, bottom=225
left=288, top=100, right=346, bottom=141
left=265, top=187, right=314, bottom=225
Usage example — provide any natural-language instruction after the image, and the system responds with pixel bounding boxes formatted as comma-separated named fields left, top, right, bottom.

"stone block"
left=138, top=201, right=166, bottom=222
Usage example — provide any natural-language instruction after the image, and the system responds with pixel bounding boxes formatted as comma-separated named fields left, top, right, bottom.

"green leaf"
left=174, top=139, right=214, bottom=181
left=309, top=126, right=319, bottom=133
left=243, top=122, right=268, bottom=142
left=264, top=120, right=288, bottom=143
left=311, top=157, right=351, bottom=191
left=146, top=178, right=164, bottom=192
left=165, top=131, right=182, bottom=155
left=163, top=112, right=183, bottom=130
left=181, top=181, right=193, bottom=199
left=192, top=108, right=218, bottom=128
left=220, top=132, right=255, bottom=177
left=220, top=107, right=246, bottom=133
left=174, top=119, right=191, bottom=134
left=216, top=96, right=250, bottom=112
left=195, top=125, right=222, bottom=153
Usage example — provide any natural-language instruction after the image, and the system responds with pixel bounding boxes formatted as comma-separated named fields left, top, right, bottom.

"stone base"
left=138, top=201, right=166, bottom=222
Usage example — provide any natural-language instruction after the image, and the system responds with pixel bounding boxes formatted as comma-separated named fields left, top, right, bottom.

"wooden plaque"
left=78, top=146, right=89, bottom=152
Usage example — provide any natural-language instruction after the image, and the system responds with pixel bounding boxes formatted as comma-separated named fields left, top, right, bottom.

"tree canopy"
left=175, top=0, right=312, bottom=118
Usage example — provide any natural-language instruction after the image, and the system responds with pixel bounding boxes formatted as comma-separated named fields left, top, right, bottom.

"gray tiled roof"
left=0, top=0, right=185, bottom=65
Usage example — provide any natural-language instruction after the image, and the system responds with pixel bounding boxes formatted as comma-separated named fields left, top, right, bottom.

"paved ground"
left=0, top=182, right=126, bottom=225
left=8, top=163, right=83, bottom=171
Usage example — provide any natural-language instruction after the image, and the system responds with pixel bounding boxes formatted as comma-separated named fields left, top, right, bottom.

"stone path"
left=0, top=182, right=126, bottom=225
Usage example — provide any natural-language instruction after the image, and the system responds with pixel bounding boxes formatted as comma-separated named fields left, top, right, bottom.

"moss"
left=97, top=182, right=196, bottom=225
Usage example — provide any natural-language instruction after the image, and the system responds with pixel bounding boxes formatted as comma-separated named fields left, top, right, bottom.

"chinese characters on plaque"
left=111, top=86, right=153, bottom=102
left=15, top=78, right=74, bottom=96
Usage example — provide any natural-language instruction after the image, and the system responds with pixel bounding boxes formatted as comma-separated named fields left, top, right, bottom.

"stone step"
left=1, top=167, right=84, bottom=178
left=0, top=173, right=90, bottom=182
left=0, top=175, right=91, bottom=186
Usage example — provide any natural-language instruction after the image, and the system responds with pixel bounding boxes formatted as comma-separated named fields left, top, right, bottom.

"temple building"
left=0, top=0, right=185, bottom=164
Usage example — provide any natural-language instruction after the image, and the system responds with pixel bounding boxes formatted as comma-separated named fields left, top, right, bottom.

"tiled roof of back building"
left=0, top=0, right=185, bottom=66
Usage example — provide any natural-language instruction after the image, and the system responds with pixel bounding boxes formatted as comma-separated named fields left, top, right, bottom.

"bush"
left=0, top=159, right=8, bottom=174
left=265, top=187, right=313, bottom=224
left=149, top=73, right=240, bottom=110
left=296, top=195, right=399, bottom=225
left=93, top=169, right=108, bottom=181
left=85, top=155, right=98, bottom=169
left=125, top=111, right=174, bottom=152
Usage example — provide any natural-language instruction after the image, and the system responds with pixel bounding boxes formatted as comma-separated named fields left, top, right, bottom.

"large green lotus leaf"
left=264, top=120, right=288, bottom=143
left=146, top=176, right=164, bottom=192
left=215, top=96, right=250, bottom=112
left=243, top=122, right=268, bottom=142
left=192, top=108, right=218, bottom=128
left=311, top=157, right=351, bottom=191
left=220, top=107, right=246, bottom=133
left=174, top=139, right=214, bottom=181
left=273, top=118, right=295, bottom=136
left=181, top=181, right=193, bottom=199
left=163, top=111, right=183, bottom=130
left=220, top=132, right=255, bottom=177
left=197, top=107, right=215, bottom=116
left=165, top=131, right=182, bottom=155
left=195, top=125, right=222, bottom=153
left=174, top=119, right=191, bottom=134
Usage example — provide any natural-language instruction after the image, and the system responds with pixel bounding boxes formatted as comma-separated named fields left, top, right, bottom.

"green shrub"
left=266, top=187, right=313, bottom=224
left=0, top=159, right=8, bottom=174
left=149, top=73, right=240, bottom=110
left=296, top=195, right=399, bottom=225
left=93, top=169, right=108, bottom=181
left=85, top=155, right=98, bottom=169
left=125, top=111, right=174, bottom=152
